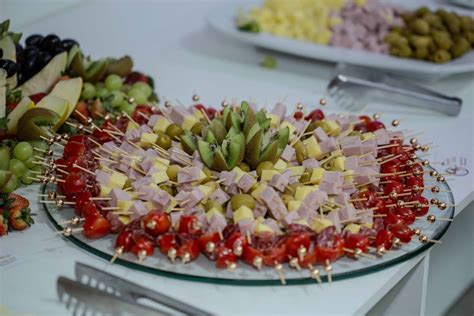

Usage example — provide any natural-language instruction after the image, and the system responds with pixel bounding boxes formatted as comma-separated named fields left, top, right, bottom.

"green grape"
left=1, top=174, right=19, bottom=193
left=120, top=102, right=136, bottom=115
left=9, top=159, right=27, bottom=177
left=0, top=147, right=10, bottom=170
left=13, top=142, right=34, bottom=161
left=21, top=170, right=34, bottom=185
left=128, top=88, right=147, bottom=104
left=81, top=82, right=96, bottom=100
left=105, top=74, right=123, bottom=91
left=131, top=82, right=152, bottom=98
left=110, top=91, right=126, bottom=108
left=31, top=164, right=43, bottom=173
left=95, top=85, right=109, bottom=99
left=24, top=156, right=36, bottom=169
left=29, top=140, right=48, bottom=152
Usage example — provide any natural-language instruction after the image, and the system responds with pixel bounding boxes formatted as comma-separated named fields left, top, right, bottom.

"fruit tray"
left=42, top=171, right=453, bottom=286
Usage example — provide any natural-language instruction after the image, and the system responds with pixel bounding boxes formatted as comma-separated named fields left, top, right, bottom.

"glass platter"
left=42, top=166, right=454, bottom=286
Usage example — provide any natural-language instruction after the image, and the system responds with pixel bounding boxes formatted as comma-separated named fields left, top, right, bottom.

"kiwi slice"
left=259, top=141, right=279, bottom=164
left=107, top=55, right=133, bottom=77
left=198, top=140, right=214, bottom=168
left=180, top=132, right=197, bottom=155
left=212, top=148, right=229, bottom=172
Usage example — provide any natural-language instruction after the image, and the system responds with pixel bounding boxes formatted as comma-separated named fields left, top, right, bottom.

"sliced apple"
left=36, top=95, right=69, bottom=131
left=17, top=52, right=67, bottom=96
left=16, top=108, right=60, bottom=140
left=48, top=77, right=82, bottom=125
left=6, top=96, right=35, bottom=134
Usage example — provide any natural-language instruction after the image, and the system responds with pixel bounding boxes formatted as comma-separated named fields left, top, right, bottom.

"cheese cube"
left=287, top=166, right=305, bottom=179
left=126, top=121, right=139, bottom=131
left=100, top=185, right=112, bottom=197
left=109, top=171, right=128, bottom=189
left=151, top=170, right=169, bottom=184
left=310, top=168, right=325, bottom=184
left=198, top=185, right=213, bottom=200
left=143, top=201, right=156, bottom=211
left=199, top=170, right=207, bottom=182
left=139, top=133, right=158, bottom=149
left=255, top=223, right=273, bottom=233
left=332, top=156, right=346, bottom=171
left=303, top=136, right=322, bottom=159
left=206, top=207, right=224, bottom=221
left=311, top=218, right=333, bottom=233
left=274, top=159, right=287, bottom=171
left=153, top=116, right=171, bottom=133
left=231, top=167, right=245, bottom=183
left=251, top=183, right=268, bottom=199
left=267, top=113, right=281, bottom=128
left=118, top=215, right=131, bottom=225
left=117, top=200, right=134, bottom=211
left=280, top=121, right=296, bottom=136
left=261, top=169, right=280, bottom=182
left=288, top=200, right=303, bottom=212
left=325, top=120, right=341, bottom=136
left=361, top=132, right=375, bottom=141
left=165, top=198, right=178, bottom=213
left=344, top=170, right=355, bottom=183
left=296, top=218, right=310, bottom=227
left=182, top=115, right=200, bottom=131
left=153, top=159, right=170, bottom=171
left=295, top=185, right=319, bottom=201
left=233, top=205, right=254, bottom=222
left=343, top=223, right=361, bottom=234
left=362, top=223, right=373, bottom=229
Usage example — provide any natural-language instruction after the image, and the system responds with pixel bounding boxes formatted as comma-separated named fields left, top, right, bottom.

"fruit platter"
left=36, top=97, right=454, bottom=285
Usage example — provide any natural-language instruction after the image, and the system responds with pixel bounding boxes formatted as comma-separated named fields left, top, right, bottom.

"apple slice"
left=48, top=77, right=82, bottom=125
left=36, top=95, right=69, bottom=131
left=6, top=96, right=35, bottom=134
left=17, top=52, right=67, bottom=96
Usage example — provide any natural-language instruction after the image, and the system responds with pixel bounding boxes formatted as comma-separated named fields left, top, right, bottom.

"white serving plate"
left=206, top=1, right=474, bottom=78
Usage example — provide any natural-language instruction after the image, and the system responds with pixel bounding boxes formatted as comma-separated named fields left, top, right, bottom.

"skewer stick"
left=73, top=164, right=96, bottom=176
left=308, top=264, right=322, bottom=284
left=274, top=263, right=286, bottom=285
left=325, top=259, right=333, bottom=284
left=110, top=246, right=124, bottom=264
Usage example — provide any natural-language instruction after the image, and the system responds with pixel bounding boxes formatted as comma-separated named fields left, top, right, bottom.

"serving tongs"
left=57, top=262, right=212, bottom=315
left=327, top=64, right=462, bottom=116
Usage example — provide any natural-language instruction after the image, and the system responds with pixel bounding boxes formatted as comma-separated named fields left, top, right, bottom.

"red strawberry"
left=73, top=101, right=90, bottom=124
left=0, top=215, right=8, bottom=236
left=8, top=193, right=29, bottom=209
left=8, top=207, right=34, bottom=231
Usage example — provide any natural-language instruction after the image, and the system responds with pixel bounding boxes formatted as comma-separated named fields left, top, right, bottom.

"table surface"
left=1, top=1, right=473, bottom=315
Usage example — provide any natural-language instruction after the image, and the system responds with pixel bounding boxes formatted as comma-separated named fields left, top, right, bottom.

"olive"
left=204, top=200, right=224, bottom=212
left=166, top=164, right=181, bottom=181
left=299, top=171, right=311, bottom=183
left=36, top=51, right=53, bottom=67
left=160, top=184, right=175, bottom=195
left=284, top=182, right=302, bottom=195
left=25, top=34, right=43, bottom=47
left=256, top=161, right=274, bottom=177
left=60, top=39, right=78, bottom=51
left=230, top=194, right=256, bottom=211
left=40, top=34, right=60, bottom=52
left=239, top=162, right=250, bottom=172
left=294, top=141, right=306, bottom=164
left=202, top=168, right=213, bottom=182
left=165, top=124, right=184, bottom=139
left=156, top=133, right=172, bottom=150
left=281, top=194, right=295, bottom=206
left=191, top=122, right=204, bottom=135
left=0, top=60, right=18, bottom=78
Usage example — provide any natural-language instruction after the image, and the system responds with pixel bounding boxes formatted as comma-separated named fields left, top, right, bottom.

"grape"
left=1, top=174, right=19, bottom=193
left=81, top=82, right=96, bottom=100
left=29, top=140, right=49, bottom=152
left=120, top=102, right=136, bottom=115
left=21, top=170, right=34, bottom=185
left=31, top=164, right=43, bottom=173
left=132, top=82, right=152, bottom=98
left=110, top=91, right=126, bottom=108
left=24, top=156, right=36, bottom=169
left=13, top=142, right=34, bottom=161
left=9, top=159, right=27, bottom=177
left=0, top=147, right=10, bottom=170
left=95, top=85, right=109, bottom=99
left=104, top=74, right=123, bottom=91
left=128, top=88, right=147, bottom=104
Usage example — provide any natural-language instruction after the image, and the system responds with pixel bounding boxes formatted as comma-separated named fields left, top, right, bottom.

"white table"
left=1, top=1, right=473, bottom=315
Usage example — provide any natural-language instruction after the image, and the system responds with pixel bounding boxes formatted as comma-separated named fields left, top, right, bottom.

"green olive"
left=306, top=121, right=319, bottom=133
left=409, top=35, right=432, bottom=48
left=239, top=162, right=250, bottom=172
left=160, top=184, right=175, bottom=195
left=165, top=124, right=184, bottom=139
left=431, top=49, right=452, bottom=63
left=293, top=141, right=306, bottom=164
left=451, top=37, right=470, bottom=58
left=166, top=164, right=181, bottom=181
left=432, top=31, right=453, bottom=50
left=415, top=6, right=430, bottom=17
left=284, top=182, right=302, bottom=195
left=156, top=134, right=172, bottom=150
left=414, top=47, right=429, bottom=59
left=204, top=200, right=224, bottom=212
left=124, top=179, right=133, bottom=190
left=230, top=194, right=256, bottom=211
left=256, top=161, right=274, bottom=177
left=191, top=122, right=204, bottom=135
left=410, top=19, right=430, bottom=35
left=299, top=171, right=311, bottom=183
left=390, top=45, right=413, bottom=58
left=281, top=194, right=295, bottom=206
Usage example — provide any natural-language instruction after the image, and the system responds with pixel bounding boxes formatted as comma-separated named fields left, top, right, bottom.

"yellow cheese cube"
left=153, top=160, right=169, bottom=171
left=288, top=200, right=303, bottom=212
left=233, top=205, right=254, bottom=222
left=261, top=169, right=280, bottom=182
left=139, top=133, right=158, bottom=149
left=295, top=185, right=319, bottom=201
left=143, top=201, right=156, bottom=211
left=274, top=159, right=287, bottom=171
left=199, top=170, right=207, bottom=182
left=325, top=120, right=341, bottom=136
left=118, top=215, right=131, bottom=225
left=182, top=115, right=200, bottom=131
left=287, top=166, right=305, bottom=179
left=255, top=216, right=265, bottom=224
left=344, top=170, right=355, bottom=183
left=153, top=116, right=171, bottom=133
left=362, top=223, right=373, bottom=229
left=100, top=185, right=112, bottom=197
left=311, top=218, right=333, bottom=233
left=280, top=121, right=296, bottom=136
left=206, top=207, right=225, bottom=221
left=109, top=171, right=128, bottom=189
left=296, top=218, right=310, bottom=227
left=331, top=156, right=346, bottom=171
left=165, top=198, right=178, bottom=213
left=255, top=223, right=274, bottom=233
left=231, top=167, right=244, bottom=182
left=192, top=108, right=205, bottom=120
left=267, top=113, right=281, bottom=128
left=117, top=200, right=134, bottom=211
left=251, top=183, right=268, bottom=199
left=126, top=121, right=139, bottom=131
left=198, top=185, right=213, bottom=200
left=310, top=168, right=325, bottom=184
left=303, top=136, right=322, bottom=159
left=343, top=223, right=361, bottom=234
left=151, top=170, right=169, bottom=184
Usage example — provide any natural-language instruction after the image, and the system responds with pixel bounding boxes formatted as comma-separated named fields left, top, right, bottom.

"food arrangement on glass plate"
left=237, top=0, right=474, bottom=63
left=0, top=19, right=157, bottom=234
left=35, top=95, right=453, bottom=284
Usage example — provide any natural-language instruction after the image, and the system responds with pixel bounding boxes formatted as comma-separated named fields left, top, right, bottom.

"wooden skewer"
left=325, top=259, right=333, bottom=284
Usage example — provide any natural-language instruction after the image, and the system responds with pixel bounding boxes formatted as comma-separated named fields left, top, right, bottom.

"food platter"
left=207, top=1, right=474, bottom=78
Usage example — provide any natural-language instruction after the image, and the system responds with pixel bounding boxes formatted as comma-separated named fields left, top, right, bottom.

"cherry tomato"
left=389, top=224, right=413, bottom=243
left=304, top=109, right=325, bottom=122
left=384, top=212, right=405, bottom=226
left=315, top=235, right=345, bottom=264
left=142, top=211, right=171, bottom=237
left=394, top=207, right=416, bottom=225
left=75, top=191, right=92, bottom=216
left=131, top=237, right=155, bottom=257
left=215, top=244, right=237, bottom=269
left=241, top=244, right=264, bottom=267
left=63, top=141, right=86, bottom=159
left=178, top=215, right=202, bottom=235
left=64, top=172, right=86, bottom=195
left=412, top=196, right=430, bottom=216
left=177, top=237, right=200, bottom=262
left=82, top=215, right=111, bottom=239
left=115, top=230, right=135, bottom=252
left=405, top=175, right=424, bottom=189
left=383, top=180, right=404, bottom=196
left=81, top=202, right=100, bottom=219
left=206, top=108, right=217, bottom=120
left=199, top=232, right=221, bottom=253
left=226, top=232, right=247, bottom=250
left=293, top=111, right=303, bottom=120
left=345, top=234, right=370, bottom=257
left=371, top=198, right=388, bottom=215
left=374, top=229, right=395, bottom=250
left=366, top=120, right=385, bottom=132
left=298, top=249, right=317, bottom=268
left=132, top=105, right=153, bottom=125
left=157, top=233, right=178, bottom=255
left=286, top=232, right=311, bottom=259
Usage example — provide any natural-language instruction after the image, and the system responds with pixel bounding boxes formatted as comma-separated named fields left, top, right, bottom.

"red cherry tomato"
left=206, top=108, right=217, bottom=120
left=198, top=232, right=221, bottom=253
left=225, top=232, right=247, bottom=250
left=383, top=180, right=404, bottom=196
left=241, top=244, right=264, bottom=267
left=132, top=105, right=153, bottom=125
left=299, top=250, right=317, bottom=268
left=315, top=235, right=345, bottom=264
left=142, top=211, right=171, bottom=237
left=158, top=233, right=178, bottom=255
left=374, top=229, right=395, bottom=250
left=64, top=173, right=86, bottom=195
left=215, top=244, right=238, bottom=269
left=131, top=237, right=155, bottom=257
left=177, top=238, right=200, bottom=262
left=389, top=224, right=413, bottom=243
left=412, top=196, right=430, bottom=216
left=286, top=232, right=311, bottom=259
left=75, top=191, right=92, bottom=216
left=178, top=215, right=202, bottom=235
left=63, top=141, right=86, bottom=159
left=384, top=212, right=405, bottom=226
left=81, top=202, right=100, bottom=219
left=345, top=234, right=370, bottom=257
left=293, top=111, right=303, bottom=120
left=304, top=109, right=325, bottom=122
left=394, top=207, right=416, bottom=225
left=83, top=215, right=111, bottom=239
left=115, top=230, right=135, bottom=252
left=371, top=198, right=388, bottom=215
left=366, top=120, right=385, bottom=132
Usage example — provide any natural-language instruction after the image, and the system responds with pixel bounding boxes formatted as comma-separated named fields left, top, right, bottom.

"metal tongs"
left=57, top=262, right=212, bottom=315
left=327, top=64, right=462, bottom=116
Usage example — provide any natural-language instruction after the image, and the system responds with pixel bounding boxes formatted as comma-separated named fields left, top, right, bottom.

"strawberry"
left=8, top=207, right=34, bottom=231
left=0, top=215, right=8, bottom=236
left=91, top=99, right=106, bottom=120
left=73, top=101, right=90, bottom=124
left=8, top=193, right=29, bottom=209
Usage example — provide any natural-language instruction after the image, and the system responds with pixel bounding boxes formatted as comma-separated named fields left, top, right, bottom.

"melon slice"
left=6, top=96, right=34, bottom=134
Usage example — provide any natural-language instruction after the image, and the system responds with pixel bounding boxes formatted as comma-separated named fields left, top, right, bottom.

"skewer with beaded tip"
left=110, top=246, right=124, bottom=264
left=40, top=198, right=75, bottom=208
left=137, top=249, right=148, bottom=263
left=58, top=216, right=84, bottom=226
left=417, top=214, right=453, bottom=223
left=167, top=248, right=177, bottom=262
left=325, top=259, right=333, bottom=284
left=40, top=135, right=65, bottom=148
left=307, top=264, right=322, bottom=284
left=343, top=247, right=376, bottom=259
left=181, top=252, right=192, bottom=264
left=288, top=257, right=302, bottom=271
left=38, top=191, right=65, bottom=200
left=58, top=226, right=83, bottom=236
left=226, top=261, right=237, bottom=272
left=274, top=262, right=286, bottom=285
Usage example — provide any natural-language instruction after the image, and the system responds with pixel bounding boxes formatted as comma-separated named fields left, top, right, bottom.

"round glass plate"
left=42, top=167, right=454, bottom=286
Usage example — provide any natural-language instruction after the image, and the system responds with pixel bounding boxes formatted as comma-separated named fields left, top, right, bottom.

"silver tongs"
left=57, top=262, right=212, bottom=315
left=327, top=65, right=462, bottom=116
